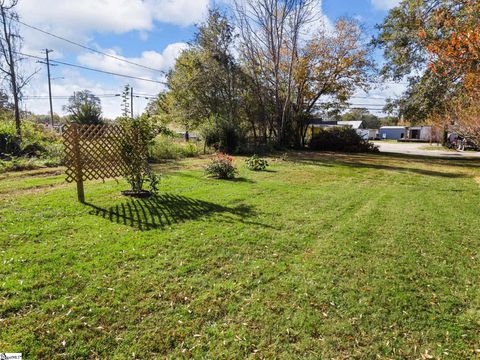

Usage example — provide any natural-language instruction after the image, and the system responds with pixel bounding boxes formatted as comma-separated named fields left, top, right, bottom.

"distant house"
left=404, top=126, right=437, bottom=142
left=309, top=119, right=366, bottom=130
left=308, top=120, right=339, bottom=129
left=378, top=126, right=406, bottom=140
left=308, top=119, right=377, bottom=140
left=337, top=120, right=365, bottom=129
left=357, top=129, right=378, bottom=140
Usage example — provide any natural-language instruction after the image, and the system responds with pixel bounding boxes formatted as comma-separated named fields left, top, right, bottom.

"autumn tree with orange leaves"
left=419, top=0, right=480, bottom=145
left=377, top=0, right=480, bottom=145
left=419, top=0, right=480, bottom=95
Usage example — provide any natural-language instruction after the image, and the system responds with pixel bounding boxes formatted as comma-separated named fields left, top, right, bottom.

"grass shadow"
left=259, top=169, right=278, bottom=173
left=291, top=151, right=473, bottom=178
left=228, top=177, right=256, bottom=183
left=336, top=161, right=467, bottom=178
left=85, top=193, right=264, bottom=231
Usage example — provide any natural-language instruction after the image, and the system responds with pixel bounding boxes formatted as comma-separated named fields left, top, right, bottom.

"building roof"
left=308, top=119, right=365, bottom=129
left=408, top=125, right=432, bottom=129
left=380, top=126, right=407, bottom=130
left=337, top=121, right=364, bottom=129
left=308, top=119, right=337, bottom=125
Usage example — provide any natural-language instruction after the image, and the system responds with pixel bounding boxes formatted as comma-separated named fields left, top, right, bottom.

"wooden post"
left=72, top=123, right=85, bottom=203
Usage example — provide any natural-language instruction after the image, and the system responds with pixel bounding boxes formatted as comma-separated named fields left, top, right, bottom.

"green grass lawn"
left=418, top=144, right=457, bottom=152
left=1, top=152, right=480, bottom=359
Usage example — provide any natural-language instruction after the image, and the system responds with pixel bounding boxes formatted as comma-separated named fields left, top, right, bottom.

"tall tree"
left=292, top=19, right=375, bottom=145
left=157, top=3, right=374, bottom=149
left=63, top=90, right=103, bottom=125
left=234, top=0, right=318, bottom=145
left=375, top=0, right=479, bottom=123
left=235, top=1, right=374, bottom=146
left=157, top=10, right=244, bottom=133
left=0, top=0, right=36, bottom=138
left=418, top=0, right=480, bottom=95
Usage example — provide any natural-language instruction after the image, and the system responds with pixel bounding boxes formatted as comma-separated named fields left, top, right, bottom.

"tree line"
left=2, top=0, right=478, bottom=149
left=151, top=1, right=375, bottom=149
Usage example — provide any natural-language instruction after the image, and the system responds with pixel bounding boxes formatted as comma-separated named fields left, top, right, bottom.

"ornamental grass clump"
left=245, top=154, right=269, bottom=171
left=205, top=153, right=237, bottom=179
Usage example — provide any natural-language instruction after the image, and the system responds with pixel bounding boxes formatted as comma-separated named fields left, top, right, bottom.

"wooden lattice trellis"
left=63, top=123, right=143, bottom=202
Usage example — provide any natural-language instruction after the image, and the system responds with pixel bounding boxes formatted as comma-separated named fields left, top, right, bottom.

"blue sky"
left=16, top=0, right=402, bottom=118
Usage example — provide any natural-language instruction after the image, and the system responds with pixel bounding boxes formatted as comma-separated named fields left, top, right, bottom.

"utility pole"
left=45, top=49, right=55, bottom=128
left=130, top=86, right=133, bottom=118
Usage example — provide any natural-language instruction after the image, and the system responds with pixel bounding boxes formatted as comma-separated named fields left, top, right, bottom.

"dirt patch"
left=0, top=182, right=69, bottom=200
left=0, top=167, right=64, bottom=180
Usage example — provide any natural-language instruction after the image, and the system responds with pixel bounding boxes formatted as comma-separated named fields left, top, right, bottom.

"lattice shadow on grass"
left=86, top=193, right=257, bottom=231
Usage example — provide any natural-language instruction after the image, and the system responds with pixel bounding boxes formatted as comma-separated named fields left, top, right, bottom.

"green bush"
left=0, top=121, right=21, bottom=155
left=0, top=157, right=45, bottom=173
left=0, top=120, right=64, bottom=172
left=308, top=127, right=379, bottom=153
left=0, top=120, right=61, bottom=157
left=202, top=119, right=245, bottom=154
left=42, top=143, right=65, bottom=166
left=245, top=154, right=269, bottom=171
left=149, top=135, right=199, bottom=160
left=205, top=153, right=237, bottom=179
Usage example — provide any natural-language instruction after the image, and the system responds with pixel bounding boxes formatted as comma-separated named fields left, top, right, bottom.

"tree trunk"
left=1, top=6, right=21, bottom=138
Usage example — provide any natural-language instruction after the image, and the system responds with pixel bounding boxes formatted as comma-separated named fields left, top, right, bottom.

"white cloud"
left=13, top=0, right=201, bottom=118
left=76, top=42, right=187, bottom=79
left=18, top=1, right=152, bottom=39
left=147, top=0, right=210, bottom=27
left=305, top=0, right=335, bottom=36
left=371, top=0, right=400, bottom=11
left=21, top=42, right=189, bottom=119
left=18, top=0, right=209, bottom=32
left=23, top=67, right=163, bottom=119
left=17, top=0, right=209, bottom=52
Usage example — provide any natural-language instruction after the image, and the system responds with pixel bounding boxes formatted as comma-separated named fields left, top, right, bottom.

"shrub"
left=245, top=154, right=269, bottom=171
left=0, top=121, right=21, bottom=155
left=205, top=153, right=237, bottom=179
left=0, top=120, right=64, bottom=172
left=0, top=120, right=61, bottom=157
left=182, top=142, right=200, bottom=157
left=308, top=127, right=379, bottom=153
left=149, top=135, right=199, bottom=160
left=20, top=141, right=47, bottom=157
left=202, top=119, right=245, bottom=154
left=0, top=157, right=39, bottom=172
left=43, top=143, right=65, bottom=166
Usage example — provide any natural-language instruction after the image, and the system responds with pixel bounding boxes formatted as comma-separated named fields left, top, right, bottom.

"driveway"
left=373, top=141, right=480, bottom=158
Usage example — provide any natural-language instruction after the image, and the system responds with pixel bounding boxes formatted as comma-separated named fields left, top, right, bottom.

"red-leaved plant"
left=204, top=152, right=237, bottom=179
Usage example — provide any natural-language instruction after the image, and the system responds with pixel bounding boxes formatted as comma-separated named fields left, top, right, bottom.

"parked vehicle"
left=447, top=134, right=478, bottom=151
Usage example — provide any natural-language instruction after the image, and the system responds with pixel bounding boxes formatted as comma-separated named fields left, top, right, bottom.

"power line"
left=346, top=103, right=387, bottom=106
left=25, top=93, right=157, bottom=97
left=14, top=17, right=165, bottom=74
left=49, top=57, right=166, bottom=85
left=13, top=18, right=413, bottom=88
left=23, top=93, right=157, bottom=100
left=350, top=96, right=396, bottom=100
left=16, top=51, right=167, bottom=85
